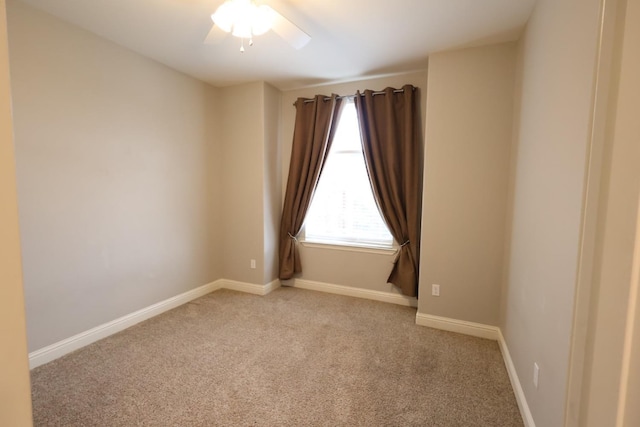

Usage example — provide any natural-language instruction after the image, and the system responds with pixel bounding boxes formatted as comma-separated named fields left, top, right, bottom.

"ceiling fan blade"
left=204, top=24, right=228, bottom=44
left=267, top=7, right=311, bottom=50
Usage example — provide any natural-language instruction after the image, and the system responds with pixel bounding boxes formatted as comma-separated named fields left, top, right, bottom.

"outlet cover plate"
left=432, top=284, right=440, bottom=297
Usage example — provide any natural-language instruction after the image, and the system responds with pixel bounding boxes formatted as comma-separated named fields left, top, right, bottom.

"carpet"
left=31, top=287, right=523, bottom=426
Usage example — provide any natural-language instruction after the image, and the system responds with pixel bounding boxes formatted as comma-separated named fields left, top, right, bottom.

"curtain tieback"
left=288, top=232, right=299, bottom=243
left=400, top=240, right=410, bottom=247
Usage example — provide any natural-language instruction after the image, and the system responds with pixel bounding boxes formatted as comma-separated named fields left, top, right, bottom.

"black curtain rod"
left=298, top=87, right=415, bottom=105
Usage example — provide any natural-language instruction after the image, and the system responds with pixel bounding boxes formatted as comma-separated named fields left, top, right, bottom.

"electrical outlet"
left=533, top=363, right=540, bottom=389
left=431, top=284, right=440, bottom=297
left=250, top=259, right=256, bottom=269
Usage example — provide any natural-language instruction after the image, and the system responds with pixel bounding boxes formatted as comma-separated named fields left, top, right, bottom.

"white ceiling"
left=17, top=0, right=536, bottom=90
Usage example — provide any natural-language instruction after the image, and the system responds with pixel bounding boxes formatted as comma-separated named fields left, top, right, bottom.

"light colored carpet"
left=31, top=287, right=523, bottom=426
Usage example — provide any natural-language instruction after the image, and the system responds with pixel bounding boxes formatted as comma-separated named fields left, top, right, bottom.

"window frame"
left=300, top=100, right=396, bottom=253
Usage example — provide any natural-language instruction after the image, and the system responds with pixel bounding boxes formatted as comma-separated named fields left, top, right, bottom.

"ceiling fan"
left=204, top=0, right=311, bottom=52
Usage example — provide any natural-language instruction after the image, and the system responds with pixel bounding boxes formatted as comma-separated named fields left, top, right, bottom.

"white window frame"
left=300, top=100, right=396, bottom=254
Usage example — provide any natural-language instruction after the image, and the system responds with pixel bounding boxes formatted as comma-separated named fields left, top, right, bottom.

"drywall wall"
left=579, top=0, right=640, bottom=424
left=7, top=0, right=223, bottom=352
left=220, top=81, right=282, bottom=286
left=220, top=82, right=266, bottom=285
left=263, top=83, right=281, bottom=284
left=500, top=0, right=602, bottom=425
left=0, top=1, right=32, bottom=424
left=624, top=284, right=640, bottom=427
left=624, top=250, right=640, bottom=427
left=280, top=71, right=427, bottom=295
left=418, top=43, right=515, bottom=326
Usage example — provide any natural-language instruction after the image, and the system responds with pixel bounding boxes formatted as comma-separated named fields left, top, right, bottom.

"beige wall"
left=500, top=0, right=602, bottom=425
left=220, top=81, right=282, bottom=285
left=624, top=245, right=640, bottom=427
left=418, top=43, right=515, bottom=325
left=579, top=0, right=640, bottom=424
left=280, top=71, right=427, bottom=295
left=263, top=82, right=281, bottom=284
left=220, top=82, right=266, bottom=284
left=0, top=0, right=32, bottom=424
left=7, top=0, right=224, bottom=352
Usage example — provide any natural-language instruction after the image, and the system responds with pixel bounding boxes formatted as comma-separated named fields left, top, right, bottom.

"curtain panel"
left=278, top=94, right=343, bottom=279
left=355, top=85, right=423, bottom=297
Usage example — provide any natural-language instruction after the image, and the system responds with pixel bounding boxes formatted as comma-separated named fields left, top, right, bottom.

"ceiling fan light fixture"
left=251, top=5, right=276, bottom=36
left=205, top=0, right=311, bottom=51
left=211, top=0, right=275, bottom=38
left=211, top=2, right=234, bottom=33
left=232, top=19, right=253, bottom=39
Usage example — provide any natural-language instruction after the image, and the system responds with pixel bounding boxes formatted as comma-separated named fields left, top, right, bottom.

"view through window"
left=304, top=100, right=394, bottom=248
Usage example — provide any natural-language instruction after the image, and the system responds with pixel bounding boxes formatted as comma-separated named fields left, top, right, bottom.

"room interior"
left=0, top=0, right=638, bottom=425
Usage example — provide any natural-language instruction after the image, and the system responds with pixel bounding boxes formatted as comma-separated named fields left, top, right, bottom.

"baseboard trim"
left=414, top=312, right=500, bottom=340
left=498, top=330, right=536, bottom=427
left=28, top=280, right=223, bottom=369
left=415, top=314, right=533, bottom=426
left=264, top=279, right=281, bottom=294
left=220, top=279, right=281, bottom=296
left=291, top=279, right=418, bottom=307
left=29, top=278, right=282, bottom=369
left=28, top=276, right=534, bottom=427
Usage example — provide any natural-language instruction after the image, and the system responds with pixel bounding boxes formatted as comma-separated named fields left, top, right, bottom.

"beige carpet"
left=31, top=287, right=523, bottom=426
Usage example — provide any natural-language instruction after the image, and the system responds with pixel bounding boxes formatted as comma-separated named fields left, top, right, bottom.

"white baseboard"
left=414, top=313, right=534, bottom=427
left=28, top=275, right=534, bottom=427
left=290, top=279, right=418, bottom=307
left=28, top=278, right=282, bottom=369
left=264, top=279, right=281, bottom=294
left=220, top=279, right=281, bottom=296
left=415, top=312, right=500, bottom=340
left=498, top=330, right=536, bottom=427
left=28, top=280, right=223, bottom=369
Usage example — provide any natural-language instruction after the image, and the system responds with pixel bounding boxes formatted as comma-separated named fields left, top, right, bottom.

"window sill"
left=300, top=239, right=397, bottom=255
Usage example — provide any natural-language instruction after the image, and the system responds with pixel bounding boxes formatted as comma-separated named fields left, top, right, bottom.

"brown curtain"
left=354, top=85, right=423, bottom=297
left=279, top=94, right=344, bottom=279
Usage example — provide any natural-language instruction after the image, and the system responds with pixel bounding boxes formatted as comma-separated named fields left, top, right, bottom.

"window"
left=304, top=100, right=394, bottom=248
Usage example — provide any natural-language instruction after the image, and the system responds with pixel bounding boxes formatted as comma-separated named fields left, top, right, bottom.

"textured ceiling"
left=16, top=0, right=536, bottom=90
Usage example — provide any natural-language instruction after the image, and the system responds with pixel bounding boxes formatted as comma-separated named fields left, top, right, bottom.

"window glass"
left=304, top=100, right=394, bottom=248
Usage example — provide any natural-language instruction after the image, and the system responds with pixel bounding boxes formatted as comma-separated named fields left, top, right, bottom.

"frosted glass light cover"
left=212, top=0, right=273, bottom=39
left=251, top=5, right=275, bottom=35
left=211, top=2, right=234, bottom=33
